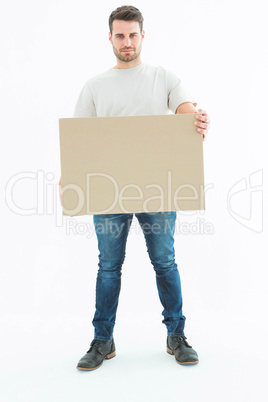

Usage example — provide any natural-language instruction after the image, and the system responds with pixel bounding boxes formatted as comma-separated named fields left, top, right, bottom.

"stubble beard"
left=112, top=44, right=142, bottom=63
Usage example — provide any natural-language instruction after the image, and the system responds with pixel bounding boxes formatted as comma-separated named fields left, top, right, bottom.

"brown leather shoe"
left=167, top=335, right=199, bottom=365
left=76, top=339, right=116, bottom=370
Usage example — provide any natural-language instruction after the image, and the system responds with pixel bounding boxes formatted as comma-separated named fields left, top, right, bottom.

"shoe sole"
left=166, top=346, right=198, bottom=365
left=76, top=350, right=116, bottom=371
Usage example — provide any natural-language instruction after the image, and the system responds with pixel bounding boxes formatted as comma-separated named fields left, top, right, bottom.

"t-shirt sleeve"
left=167, top=69, right=197, bottom=113
left=73, top=81, right=97, bottom=118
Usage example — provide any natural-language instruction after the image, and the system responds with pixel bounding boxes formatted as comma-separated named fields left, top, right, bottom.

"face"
left=109, top=20, right=145, bottom=64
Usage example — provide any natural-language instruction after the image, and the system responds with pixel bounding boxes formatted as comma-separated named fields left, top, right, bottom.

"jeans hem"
left=167, top=332, right=185, bottom=337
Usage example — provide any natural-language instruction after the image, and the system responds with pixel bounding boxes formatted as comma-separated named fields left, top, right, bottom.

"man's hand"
left=175, top=103, right=210, bottom=141
left=194, top=108, right=210, bottom=141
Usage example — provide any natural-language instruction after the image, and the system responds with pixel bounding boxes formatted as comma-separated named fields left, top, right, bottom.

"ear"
left=141, top=30, right=145, bottom=40
left=109, top=32, right=112, bottom=43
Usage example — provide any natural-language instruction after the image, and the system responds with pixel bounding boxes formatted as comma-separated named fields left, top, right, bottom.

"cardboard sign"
left=59, top=114, right=205, bottom=216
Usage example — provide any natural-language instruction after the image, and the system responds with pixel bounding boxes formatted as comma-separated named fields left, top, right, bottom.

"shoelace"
left=87, top=340, right=107, bottom=355
left=174, top=336, right=192, bottom=349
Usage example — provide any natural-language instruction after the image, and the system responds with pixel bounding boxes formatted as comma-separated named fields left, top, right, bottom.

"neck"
left=113, top=56, right=142, bottom=69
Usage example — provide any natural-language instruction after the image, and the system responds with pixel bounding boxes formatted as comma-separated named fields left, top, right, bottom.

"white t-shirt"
left=73, top=62, right=197, bottom=118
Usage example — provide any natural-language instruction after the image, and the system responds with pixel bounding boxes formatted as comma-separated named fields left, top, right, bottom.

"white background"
left=1, top=0, right=267, bottom=401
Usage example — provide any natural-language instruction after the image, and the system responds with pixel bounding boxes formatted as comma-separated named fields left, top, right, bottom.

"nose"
left=123, top=36, right=132, bottom=47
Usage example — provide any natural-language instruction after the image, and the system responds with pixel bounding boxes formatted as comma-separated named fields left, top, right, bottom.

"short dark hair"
left=109, top=5, right=144, bottom=34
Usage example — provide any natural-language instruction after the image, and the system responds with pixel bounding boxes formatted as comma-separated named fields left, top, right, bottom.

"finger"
left=194, top=120, right=208, bottom=129
left=195, top=114, right=209, bottom=123
left=197, top=108, right=207, bottom=115
left=197, top=128, right=208, bottom=135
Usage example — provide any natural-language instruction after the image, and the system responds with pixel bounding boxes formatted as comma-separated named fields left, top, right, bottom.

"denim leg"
left=135, top=211, right=186, bottom=336
left=92, top=213, right=133, bottom=340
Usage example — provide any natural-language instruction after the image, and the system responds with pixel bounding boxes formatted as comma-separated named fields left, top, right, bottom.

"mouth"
left=122, top=49, right=134, bottom=53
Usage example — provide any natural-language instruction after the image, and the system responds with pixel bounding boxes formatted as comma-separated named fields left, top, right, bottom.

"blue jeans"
left=92, top=211, right=186, bottom=340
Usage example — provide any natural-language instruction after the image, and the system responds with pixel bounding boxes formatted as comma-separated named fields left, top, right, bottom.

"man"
left=59, top=5, right=210, bottom=370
